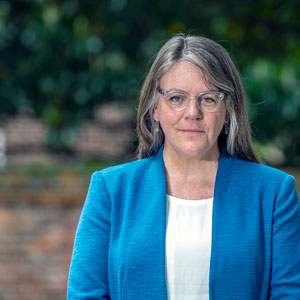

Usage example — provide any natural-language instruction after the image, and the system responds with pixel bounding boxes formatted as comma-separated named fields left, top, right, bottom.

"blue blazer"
left=67, top=146, right=300, bottom=299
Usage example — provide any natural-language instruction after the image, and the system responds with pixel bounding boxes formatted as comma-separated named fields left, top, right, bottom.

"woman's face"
left=153, top=60, right=228, bottom=161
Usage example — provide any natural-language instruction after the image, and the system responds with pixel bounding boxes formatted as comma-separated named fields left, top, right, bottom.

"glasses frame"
left=158, top=87, right=225, bottom=113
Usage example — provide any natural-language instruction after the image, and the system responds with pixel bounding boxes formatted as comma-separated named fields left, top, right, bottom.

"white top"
left=165, top=194, right=213, bottom=300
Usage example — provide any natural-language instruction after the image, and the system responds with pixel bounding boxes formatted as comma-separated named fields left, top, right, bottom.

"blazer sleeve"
left=269, top=175, right=300, bottom=299
left=67, top=171, right=111, bottom=300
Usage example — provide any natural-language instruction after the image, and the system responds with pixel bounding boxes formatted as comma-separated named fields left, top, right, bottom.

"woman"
left=67, top=34, right=300, bottom=299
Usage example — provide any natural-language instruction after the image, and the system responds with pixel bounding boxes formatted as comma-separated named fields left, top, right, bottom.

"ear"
left=153, top=107, right=159, bottom=122
left=225, top=110, right=229, bottom=124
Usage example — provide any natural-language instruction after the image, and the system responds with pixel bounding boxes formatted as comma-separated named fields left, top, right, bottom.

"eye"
left=202, top=97, right=215, bottom=103
left=200, top=94, right=218, bottom=105
left=169, top=95, right=184, bottom=103
left=167, top=93, right=186, bottom=104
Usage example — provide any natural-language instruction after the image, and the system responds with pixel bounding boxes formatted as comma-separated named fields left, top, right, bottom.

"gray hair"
left=137, top=34, right=259, bottom=163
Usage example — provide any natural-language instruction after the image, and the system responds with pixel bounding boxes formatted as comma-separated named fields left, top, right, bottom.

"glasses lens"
left=199, top=93, right=220, bottom=112
left=166, top=92, right=188, bottom=111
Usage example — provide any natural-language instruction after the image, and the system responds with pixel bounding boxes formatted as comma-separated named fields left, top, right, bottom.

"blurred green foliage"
left=0, top=0, right=299, bottom=164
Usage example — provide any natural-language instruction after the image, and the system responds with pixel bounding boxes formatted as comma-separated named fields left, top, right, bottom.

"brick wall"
left=0, top=103, right=135, bottom=166
left=0, top=170, right=91, bottom=300
left=0, top=206, right=81, bottom=300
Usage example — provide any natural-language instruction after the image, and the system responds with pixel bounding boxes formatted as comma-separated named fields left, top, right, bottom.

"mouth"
left=179, top=129, right=205, bottom=134
left=180, top=129, right=205, bottom=132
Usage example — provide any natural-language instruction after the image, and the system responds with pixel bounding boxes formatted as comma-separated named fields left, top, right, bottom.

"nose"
left=183, top=97, right=203, bottom=120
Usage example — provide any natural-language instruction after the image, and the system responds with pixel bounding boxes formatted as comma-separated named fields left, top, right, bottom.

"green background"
left=1, top=0, right=299, bottom=165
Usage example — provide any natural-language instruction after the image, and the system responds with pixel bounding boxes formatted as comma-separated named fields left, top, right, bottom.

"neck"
left=162, top=146, right=221, bottom=199
left=162, top=146, right=220, bottom=178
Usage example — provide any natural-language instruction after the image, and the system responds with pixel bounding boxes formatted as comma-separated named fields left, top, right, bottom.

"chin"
left=179, top=146, right=206, bottom=158
left=179, top=143, right=219, bottom=160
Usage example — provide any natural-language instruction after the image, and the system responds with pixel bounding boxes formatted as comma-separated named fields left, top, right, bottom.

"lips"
left=179, top=129, right=205, bottom=132
left=178, top=129, right=205, bottom=136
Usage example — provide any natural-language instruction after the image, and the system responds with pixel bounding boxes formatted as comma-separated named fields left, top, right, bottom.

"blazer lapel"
left=209, top=148, right=234, bottom=299
left=146, top=147, right=168, bottom=298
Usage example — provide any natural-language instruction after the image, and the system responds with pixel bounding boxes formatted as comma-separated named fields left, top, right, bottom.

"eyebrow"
left=165, top=88, right=187, bottom=92
left=165, top=88, right=217, bottom=93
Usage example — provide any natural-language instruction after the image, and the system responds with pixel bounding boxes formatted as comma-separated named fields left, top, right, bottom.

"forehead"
left=160, top=60, right=213, bottom=92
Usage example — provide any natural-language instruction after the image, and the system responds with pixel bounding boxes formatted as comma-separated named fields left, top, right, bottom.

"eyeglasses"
left=158, top=87, right=225, bottom=113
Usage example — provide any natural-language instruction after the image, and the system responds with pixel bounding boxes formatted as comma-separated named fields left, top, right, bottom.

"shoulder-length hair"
left=136, top=33, right=260, bottom=163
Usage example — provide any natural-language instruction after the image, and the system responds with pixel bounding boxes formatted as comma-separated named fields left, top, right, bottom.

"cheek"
left=212, top=106, right=227, bottom=131
left=153, top=102, right=177, bottom=125
left=207, top=114, right=226, bottom=136
left=216, top=114, right=226, bottom=128
left=159, top=111, right=180, bottom=130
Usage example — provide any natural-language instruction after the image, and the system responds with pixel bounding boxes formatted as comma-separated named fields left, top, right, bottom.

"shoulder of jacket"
left=232, top=156, right=291, bottom=182
left=93, top=155, right=154, bottom=178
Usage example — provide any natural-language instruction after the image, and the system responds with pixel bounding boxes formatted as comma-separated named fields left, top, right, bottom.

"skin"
left=153, top=61, right=228, bottom=200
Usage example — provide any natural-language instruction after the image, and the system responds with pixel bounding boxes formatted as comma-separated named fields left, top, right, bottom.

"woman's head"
left=137, top=33, right=259, bottom=162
